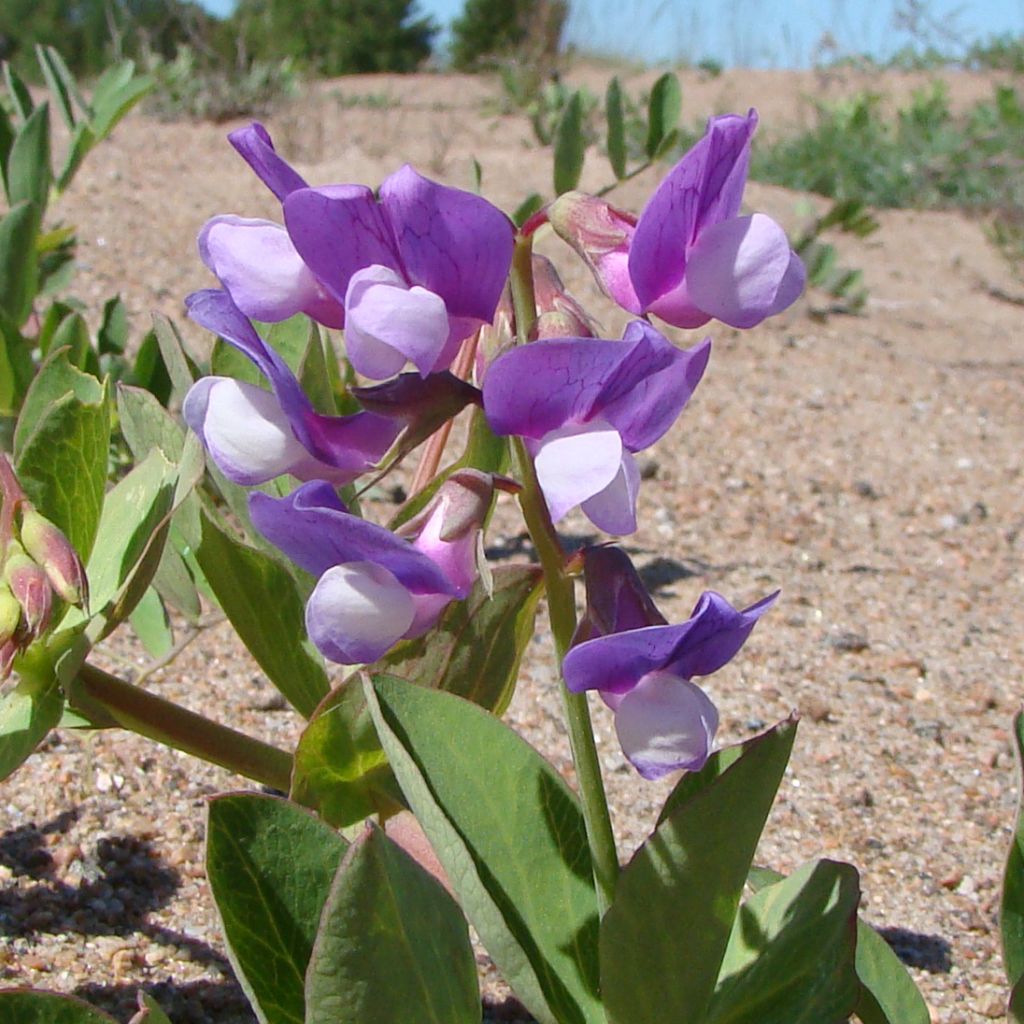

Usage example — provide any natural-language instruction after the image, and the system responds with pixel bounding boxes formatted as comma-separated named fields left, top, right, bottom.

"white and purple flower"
left=482, top=321, right=710, bottom=535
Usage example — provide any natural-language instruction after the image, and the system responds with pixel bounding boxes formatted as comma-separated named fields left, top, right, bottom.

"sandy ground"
left=2, top=65, right=1023, bottom=1022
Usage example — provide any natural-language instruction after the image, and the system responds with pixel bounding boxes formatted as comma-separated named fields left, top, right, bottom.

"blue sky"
left=199, top=0, right=1024, bottom=68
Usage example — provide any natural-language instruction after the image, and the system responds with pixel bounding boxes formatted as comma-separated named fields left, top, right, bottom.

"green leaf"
left=600, top=717, right=797, bottom=1024
left=378, top=564, right=543, bottom=714
left=3, top=64, right=35, bottom=122
left=0, top=200, right=40, bottom=327
left=117, top=383, right=186, bottom=461
left=367, top=674, right=601, bottom=1024
left=206, top=793, right=349, bottom=1024
left=151, top=313, right=198, bottom=409
left=553, top=91, right=586, bottom=196
left=645, top=73, right=682, bottom=159
left=39, top=46, right=89, bottom=119
left=14, top=353, right=110, bottom=562
left=513, top=192, right=544, bottom=228
left=195, top=508, right=329, bottom=718
left=129, top=992, right=173, bottom=1024
left=89, top=63, right=154, bottom=139
left=48, top=311, right=97, bottom=376
left=1011, top=976, right=1024, bottom=1024
left=605, top=77, right=627, bottom=179
left=6, top=103, right=51, bottom=214
left=292, top=678, right=405, bottom=829
left=0, top=311, right=34, bottom=416
left=0, top=989, right=120, bottom=1023
left=98, top=295, right=128, bottom=354
left=1003, top=710, right=1024, bottom=988
left=296, top=320, right=337, bottom=414
left=306, top=823, right=479, bottom=1024
left=56, top=122, right=96, bottom=193
left=128, top=586, right=173, bottom=658
left=705, top=860, right=860, bottom=1024
left=35, top=44, right=76, bottom=131
left=0, top=101, right=13, bottom=183
left=0, top=673, right=64, bottom=782
left=852, top=917, right=930, bottom=1024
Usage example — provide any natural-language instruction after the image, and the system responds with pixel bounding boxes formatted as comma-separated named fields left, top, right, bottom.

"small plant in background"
left=451, top=0, right=568, bottom=73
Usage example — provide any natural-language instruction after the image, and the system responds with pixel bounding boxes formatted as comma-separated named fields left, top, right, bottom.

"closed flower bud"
left=0, top=584, right=21, bottom=646
left=531, top=255, right=596, bottom=340
left=4, top=544, right=53, bottom=638
left=19, top=508, right=89, bottom=609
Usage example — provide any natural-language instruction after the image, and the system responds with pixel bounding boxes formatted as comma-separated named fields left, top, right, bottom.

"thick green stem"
left=510, top=234, right=537, bottom=345
left=72, top=662, right=293, bottom=792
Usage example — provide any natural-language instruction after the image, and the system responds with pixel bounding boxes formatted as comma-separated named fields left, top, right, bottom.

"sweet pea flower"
left=482, top=322, right=710, bottom=535
left=200, top=123, right=514, bottom=379
left=183, top=289, right=399, bottom=485
left=249, top=471, right=493, bottom=664
left=563, top=546, right=778, bottom=779
left=549, top=109, right=805, bottom=330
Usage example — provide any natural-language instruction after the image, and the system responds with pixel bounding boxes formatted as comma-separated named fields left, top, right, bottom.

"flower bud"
left=531, top=255, right=596, bottom=340
left=4, top=544, right=53, bottom=638
left=0, top=638, right=17, bottom=680
left=0, top=584, right=22, bottom=646
left=18, top=508, right=89, bottom=609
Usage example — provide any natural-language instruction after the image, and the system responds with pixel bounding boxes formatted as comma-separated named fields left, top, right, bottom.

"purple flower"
left=183, top=289, right=399, bottom=485
left=249, top=472, right=493, bottom=664
left=482, top=322, right=710, bottom=535
left=563, top=547, right=777, bottom=779
left=549, top=110, right=805, bottom=330
left=200, top=123, right=514, bottom=379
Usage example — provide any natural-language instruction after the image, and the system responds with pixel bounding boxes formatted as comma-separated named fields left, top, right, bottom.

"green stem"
left=510, top=234, right=537, bottom=345
left=596, top=158, right=655, bottom=198
left=72, top=662, right=293, bottom=792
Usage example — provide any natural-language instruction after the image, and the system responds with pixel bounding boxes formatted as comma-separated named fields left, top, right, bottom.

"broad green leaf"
left=367, top=674, right=602, bottom=1024
left=3, top=64, right=34, bottom=122
left=0, top=672, right=64, bottom=782
left=0, top=200, right=40, bottom=327
left=211, top=334, right=264, bottom=387
left=206, top=793, right=348, bottom=1024
left=195, top=509, right=329, bottom=718
left=554, top=91, right=586, bottom=196
left=6, top=103, right=51, bottom=214
left=378, top=564, right=543, bottom=714
left=14, top=354, right=109, bottom=562
left=705, top=860, right=860, bottom=1024
left=1011, top=976, right=1024, bottom=1024
left=128, top=586, right=173, bottom=658
left=0, top=990, right=120, bottom=1023
left=151, top=313, right=198, bottom=409
left=98, top=295, right=128, bottom=354
left=605, top=77, right=627, bottom=179
left=645, top=73, right=682, bottom=159
left=35, top=44, right=76, bottom=130
left=1003, top=710, right=1024, bottom=987
left=89, top=63, right=154, bottom=138
left=48, top=311, right=97, bottom=376
left=600, top=717, right=797, bottom=1024
left=117, top=383, right=186, bottom=460
left=292, top=678, right=405, bottom=828
left=306, top=824, right=479, bottom=1024
left=0, top=310, right=34, bottom=415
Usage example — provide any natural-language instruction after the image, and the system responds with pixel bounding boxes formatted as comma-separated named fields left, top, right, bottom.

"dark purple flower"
left=563, top=546, right=777, bottom=779
left=549, top=110, right=805, bottom=330
left=200, top=123, right=514, bottom=379
left=482, top=322, right=710, bottom=534
left=249, top=472, right=493, bottom=664
left=183, top=289, right=399, bottom=485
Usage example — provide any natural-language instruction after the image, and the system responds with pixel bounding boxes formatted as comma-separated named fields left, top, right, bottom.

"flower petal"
left=614, top=673, right=719, bottom=779
left=228, top=122, right=308, bottom=202
left=306, top=561, right=416, bottom=664
left=249, top=483, right=459, bottom=596
left=198, top=216, right=344, bottom=327
left=379, top=165, right=514, bottom=324
left=283, top=184, right=402, bottom=307
left=580, top=450, right=640, bottom=535
left=532, top=420, right=624, bottom=524
left=345, top=265, right=452, bottom=378
left=685, top=213, right=800, bottom=328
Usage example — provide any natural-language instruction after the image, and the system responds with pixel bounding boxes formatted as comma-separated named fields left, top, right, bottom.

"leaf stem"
left=71, top=662, right=293, bottom=792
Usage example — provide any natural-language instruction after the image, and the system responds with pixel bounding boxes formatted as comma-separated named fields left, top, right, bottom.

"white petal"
left=533, top=419, right=623, bottom=524
left=581, top=450, right=641, bottom=535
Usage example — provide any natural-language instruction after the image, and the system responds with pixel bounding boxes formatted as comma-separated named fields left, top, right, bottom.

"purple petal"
left=629, top=110, right=757, bottom=311
left=249, top=483, right=458, bottom=596
left=532, top=420, right=623, bottom=524
left=614, top=674, right=719, bottom=779
left=685, top=214, right=799, bottom=329
left=379, top=165, right=513, bottom=325
left=580, top=450, right=640, bottom=535
left=228, top=122, right=308, bottom=202
left=575, top=546, right=667, bottom=641
left=306, top=561, right=416, bottom=664
left=344, top=265, right=451, bottom=378
left=594, top=324, right=711, bottom=451
left=562, top=589, right=778, bottom=695
left=283, top=185, right=403, bottom=307
left=302, top=409, right=401, bottom=481
left=198, top=216, right=344, bottom=328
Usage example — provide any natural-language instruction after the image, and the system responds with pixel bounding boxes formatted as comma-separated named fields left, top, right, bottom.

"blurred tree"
left=231, top=0, right=437, bottom=75
left=450, top=0, right=567, bottom=71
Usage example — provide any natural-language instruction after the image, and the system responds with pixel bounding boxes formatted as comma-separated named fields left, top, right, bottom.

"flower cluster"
left=184, top=112, right=796, bottom=776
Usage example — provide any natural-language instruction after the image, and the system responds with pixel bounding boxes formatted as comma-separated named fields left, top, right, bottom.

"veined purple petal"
left=306, top=561, right=416, bottom=664
left=613, top=673, right=719, bottom=779
left=303, top=409, right=401, bottom=481
left=532, top=420, right=623, bottom=524
left=249, top=483, right=458, bottom=596
left=283, top=185, right=403, bottom=307
left=198, top=216, right=344, bottom=328
left=579, top=451, right=640, bottom=535
left=562, top=589, right=778, bottom=695
left=575, top=546, right=667, bottom=641
left=379, top=165, right=513, bottom=324
left=229, top=122, right=308, bottom=202
left=691, top=111, right=758, bottom=234
left=685, top=213, right=799, bottom=329
left=344, top=265, right=451, bottom=378
left=598, top=331, right=711, bottom=451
